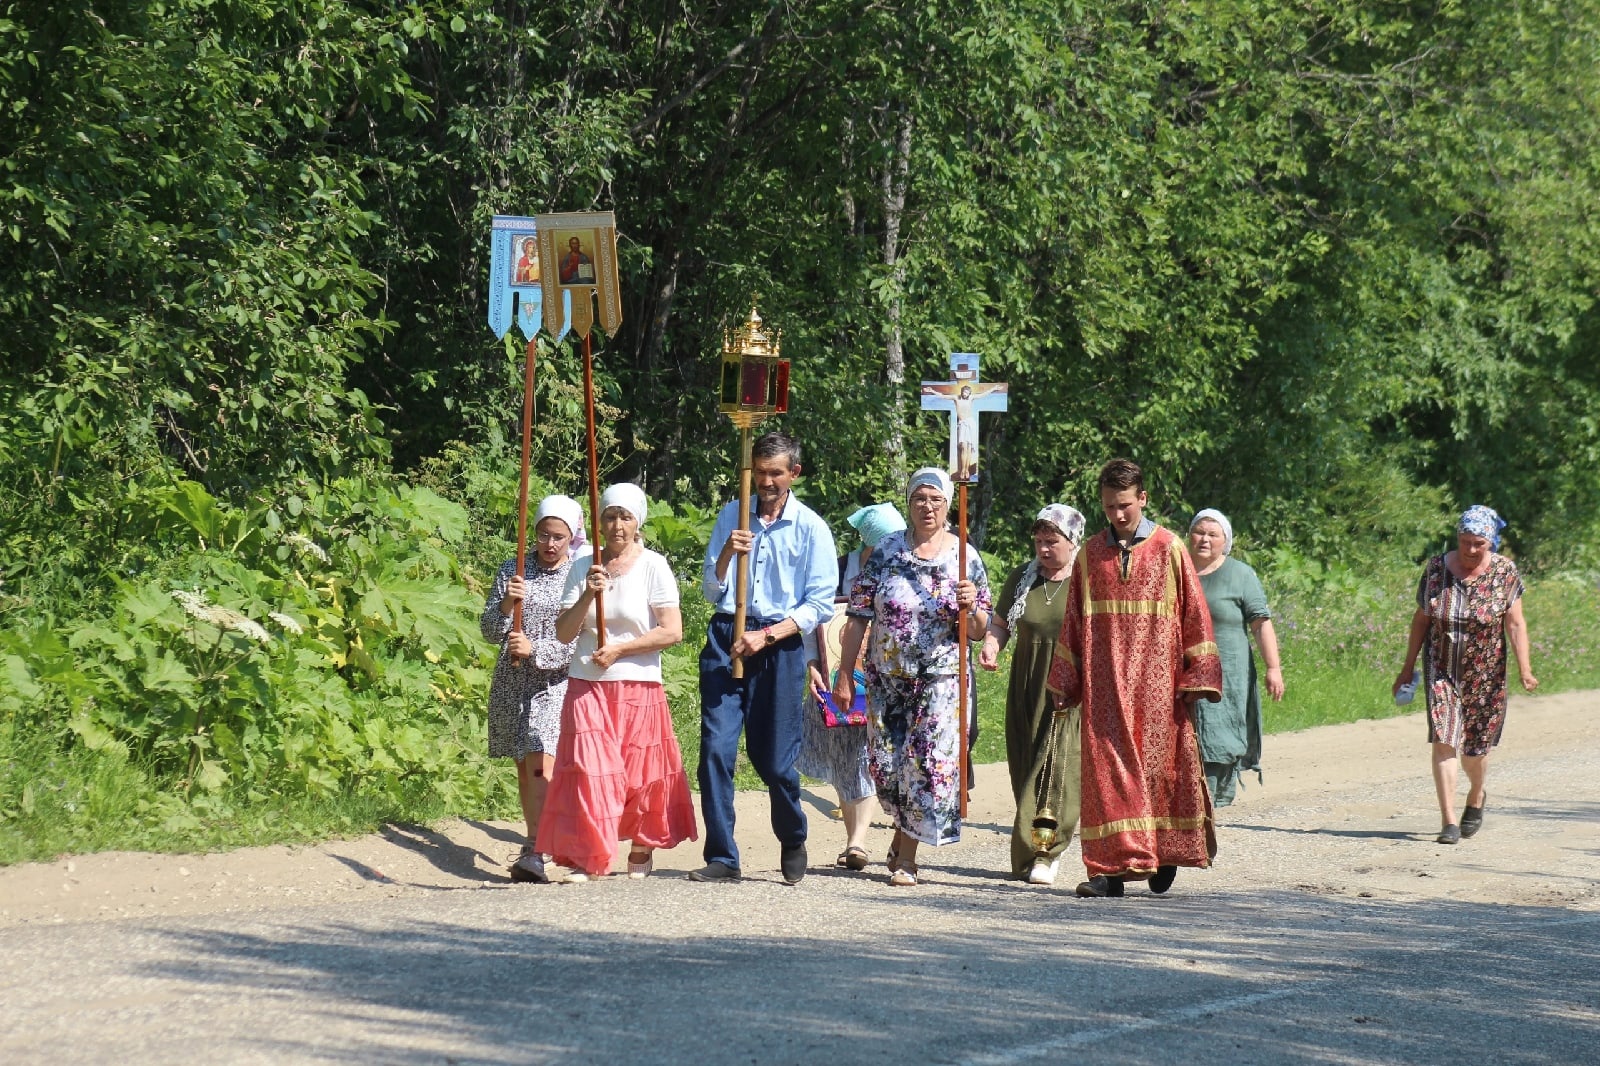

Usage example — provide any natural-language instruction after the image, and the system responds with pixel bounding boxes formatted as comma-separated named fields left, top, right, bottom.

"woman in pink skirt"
left=537, top=483, right=698, bottom=879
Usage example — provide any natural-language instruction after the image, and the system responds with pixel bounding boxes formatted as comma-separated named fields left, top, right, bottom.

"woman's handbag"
left=820, top=669, right=869, bottom=728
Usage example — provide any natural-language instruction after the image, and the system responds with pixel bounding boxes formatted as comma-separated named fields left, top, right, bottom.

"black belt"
left=713, top=612, right=785, bottom=628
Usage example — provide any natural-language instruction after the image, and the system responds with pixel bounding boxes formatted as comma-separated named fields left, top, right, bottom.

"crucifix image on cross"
left=920, top=353, right=1008, bottom=482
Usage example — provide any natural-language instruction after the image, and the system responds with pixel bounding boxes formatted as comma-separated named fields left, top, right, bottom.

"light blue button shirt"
left=702, top=491, right=838, bottom=636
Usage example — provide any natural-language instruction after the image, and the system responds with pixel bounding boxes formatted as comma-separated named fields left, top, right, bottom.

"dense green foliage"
left=3, top=1, right=1597, bottom=857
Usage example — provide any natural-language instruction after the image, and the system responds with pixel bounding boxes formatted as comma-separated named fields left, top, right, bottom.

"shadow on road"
left=136, top=888, right=1600, bottom=1065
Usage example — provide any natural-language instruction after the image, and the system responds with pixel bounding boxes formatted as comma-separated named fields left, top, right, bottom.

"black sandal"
left=1460, top=796, right=1486, bottom=838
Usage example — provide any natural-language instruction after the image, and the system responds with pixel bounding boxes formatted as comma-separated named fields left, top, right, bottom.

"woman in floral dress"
left=832, top=468, right=990, bottom=886
left=1395, top=505, right=1538, bottom=844
left=479, top=494, right=587, bottom=884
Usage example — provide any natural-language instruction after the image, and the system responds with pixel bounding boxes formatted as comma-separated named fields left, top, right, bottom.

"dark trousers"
left=697, top=613, right=807, bottom=869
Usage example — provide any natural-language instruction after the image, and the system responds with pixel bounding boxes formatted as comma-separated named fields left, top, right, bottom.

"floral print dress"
left=1418, top=553, right=1524, bottom=756
left=847, top=529, right=990, bottom=846
left=480, top=558, right=579, bottom=759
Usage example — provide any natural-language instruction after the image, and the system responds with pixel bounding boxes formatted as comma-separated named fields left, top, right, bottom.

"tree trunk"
left=881, top=106, right=913, bottom=488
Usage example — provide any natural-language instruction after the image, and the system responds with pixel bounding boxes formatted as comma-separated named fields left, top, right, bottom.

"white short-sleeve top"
left=561, top=548, right=681, bottom=683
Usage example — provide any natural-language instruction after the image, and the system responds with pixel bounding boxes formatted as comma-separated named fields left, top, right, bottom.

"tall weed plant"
left=0, top=475, right=509, bottom=861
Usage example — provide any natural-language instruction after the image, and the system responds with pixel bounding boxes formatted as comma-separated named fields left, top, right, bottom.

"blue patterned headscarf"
left=1458, top=505, right=1506, bottom=550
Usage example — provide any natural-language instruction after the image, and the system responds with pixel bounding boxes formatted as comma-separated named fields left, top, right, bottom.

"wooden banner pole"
left=511, top=336, right=536, bottom=660
left=582, top=331, right=606, bottom=647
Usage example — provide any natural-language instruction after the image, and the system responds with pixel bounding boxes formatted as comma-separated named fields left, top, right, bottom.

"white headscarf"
left=534, top=494, right=587, bottom=558
left=599, top=483, right=649, bottom=527
left=1189, top=508, right=1234, bottom=555
left=907, top=466, right=953, bottom=504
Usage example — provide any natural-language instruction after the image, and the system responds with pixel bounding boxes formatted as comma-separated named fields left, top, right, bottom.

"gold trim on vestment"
left=1084, top=599, right=1174, bottom=617
left=1185, top=640, right=1219, bottom=660
left=1080, top=814, right=1211, bottom=841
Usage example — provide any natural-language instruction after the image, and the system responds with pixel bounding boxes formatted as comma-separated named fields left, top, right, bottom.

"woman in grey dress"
left=480, top=494, right=586, bottom=883
left=799, top=503, right=905, bottom=871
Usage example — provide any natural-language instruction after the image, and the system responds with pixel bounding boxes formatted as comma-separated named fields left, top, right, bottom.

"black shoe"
left=1075, top=875, right=1124, bottom=898
left=687, top=861, right=742, bottom=882
left=1437, top=824, right=1461, bottom=844
left=508, top=850, right=548, bottom=884
left=1149, top=865, right=1177, bottom=894
left=1460, top=800, right=1485, bottom=838
left=781, top=843, right=808, bottom=884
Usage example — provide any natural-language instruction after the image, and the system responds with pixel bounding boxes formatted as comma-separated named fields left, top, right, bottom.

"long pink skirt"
left=535, top=678, right=698, bottom=876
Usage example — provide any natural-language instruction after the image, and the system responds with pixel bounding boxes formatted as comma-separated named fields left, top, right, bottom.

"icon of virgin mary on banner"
left=536, top=211, right=621, bottom=340
left=487, top=215, right=572, bottom=342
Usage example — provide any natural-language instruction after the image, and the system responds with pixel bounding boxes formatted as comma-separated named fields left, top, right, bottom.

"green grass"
left=5, top=566, right=1593, bottom=864
left=1265, top=566, right=1599, bottom=736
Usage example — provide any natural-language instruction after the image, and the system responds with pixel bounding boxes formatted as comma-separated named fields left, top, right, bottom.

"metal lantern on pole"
left=718, top=306, right=789, bottom=679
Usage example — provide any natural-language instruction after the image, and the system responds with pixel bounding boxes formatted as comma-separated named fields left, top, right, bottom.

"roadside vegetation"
left=4, top=2, right=1599, bottom=863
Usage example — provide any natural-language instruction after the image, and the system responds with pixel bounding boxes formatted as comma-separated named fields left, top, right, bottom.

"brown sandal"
left=837, top=846, right=869, bottom=871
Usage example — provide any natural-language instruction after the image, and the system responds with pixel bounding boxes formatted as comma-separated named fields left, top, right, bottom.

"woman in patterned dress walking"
left=831, top=468, right=991, bottom=887
left=479, top=494, right=587, bottom=883
left=1395, top=505, right=1539, bottom=844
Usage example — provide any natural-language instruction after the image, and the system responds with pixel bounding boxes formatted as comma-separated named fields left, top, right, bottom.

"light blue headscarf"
left=1458, top=505, right=1506, bottom=550
left=847, top=503, right=907, bottom=548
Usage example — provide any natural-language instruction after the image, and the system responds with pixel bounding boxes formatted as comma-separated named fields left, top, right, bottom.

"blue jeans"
left=697, top=613, right=808, bottom=869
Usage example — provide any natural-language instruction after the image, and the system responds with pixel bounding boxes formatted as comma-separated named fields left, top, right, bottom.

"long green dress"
left=1194, top=556, right=1270, bottom=806
left=996, top=564, right=1079, bottom=878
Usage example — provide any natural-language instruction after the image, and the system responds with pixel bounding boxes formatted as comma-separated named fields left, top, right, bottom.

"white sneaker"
left=562, top=868, right=590, bottom=883
left=1027, top=858, right=1060, bottom=886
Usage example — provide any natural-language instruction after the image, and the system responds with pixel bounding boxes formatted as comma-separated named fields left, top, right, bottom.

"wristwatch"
left=763, top=627, right=777, bottom=646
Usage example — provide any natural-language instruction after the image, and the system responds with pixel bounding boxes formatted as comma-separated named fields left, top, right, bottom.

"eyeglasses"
left=534, top=532, right=569, bottom=545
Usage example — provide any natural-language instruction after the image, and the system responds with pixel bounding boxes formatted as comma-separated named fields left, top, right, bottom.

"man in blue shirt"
left=692, top=431, right=838, bottom=884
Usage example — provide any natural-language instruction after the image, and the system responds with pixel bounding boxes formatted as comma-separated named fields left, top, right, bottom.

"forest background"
left=2, top=1, right=1598, bottom=861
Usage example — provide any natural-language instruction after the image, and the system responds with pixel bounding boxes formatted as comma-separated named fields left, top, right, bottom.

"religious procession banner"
left=535, top=211, right=622, bottom=340
left=486, top=214, right=572, bottom=342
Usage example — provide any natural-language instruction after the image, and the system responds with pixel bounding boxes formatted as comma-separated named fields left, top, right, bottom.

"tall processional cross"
left=919, top=354, right=1008, bottom=482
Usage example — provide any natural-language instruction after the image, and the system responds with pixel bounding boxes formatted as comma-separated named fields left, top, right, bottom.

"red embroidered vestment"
left=1047, top=525, right=1222, bottom=878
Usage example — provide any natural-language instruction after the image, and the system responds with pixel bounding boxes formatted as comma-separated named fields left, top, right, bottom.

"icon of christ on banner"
left=555, top=231, right=598, bottom=286
left=920, top=354, right=1008, bottom=482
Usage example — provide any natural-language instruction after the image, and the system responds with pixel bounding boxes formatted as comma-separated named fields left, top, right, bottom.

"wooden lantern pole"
left=731, top=426, right=754, bottom=679
left=510, top=336, right=538, bottom=659
left=719, top=306, right=788, bottom=680
left=581, top=331, right=606, bottom=647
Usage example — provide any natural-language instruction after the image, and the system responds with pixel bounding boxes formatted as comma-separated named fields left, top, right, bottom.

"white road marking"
left=957, top=985, right=1310, bottom=1065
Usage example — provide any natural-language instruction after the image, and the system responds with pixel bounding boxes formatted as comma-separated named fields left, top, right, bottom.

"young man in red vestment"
left=1047, top=458, right=1222, bottom=897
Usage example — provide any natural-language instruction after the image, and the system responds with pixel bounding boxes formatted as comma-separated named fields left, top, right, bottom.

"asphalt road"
left=2, top=692, right=1597, bottom=1065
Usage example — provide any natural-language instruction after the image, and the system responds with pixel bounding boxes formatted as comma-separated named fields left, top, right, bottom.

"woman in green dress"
left=1186, top=508, right=1284, bottom=807
left=980, top=503, right=1086, bottom=885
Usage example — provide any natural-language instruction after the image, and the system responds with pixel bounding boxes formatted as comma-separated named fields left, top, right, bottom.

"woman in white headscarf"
left=480, top=494, right=587, bottom=883
left=980, top=503, right=1086, bottom=885
left=536, top=484, right=698, bottom=880
left=1186, top=508, right=1284, bottom=808
left=832, top=468, right=991, bottom=887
